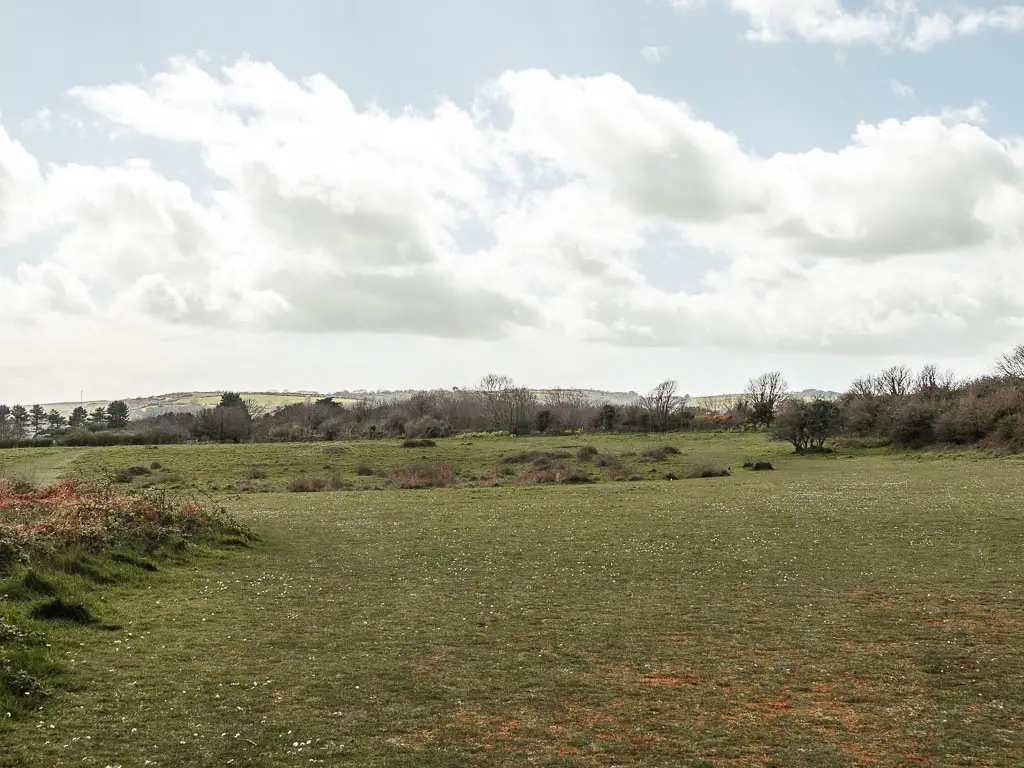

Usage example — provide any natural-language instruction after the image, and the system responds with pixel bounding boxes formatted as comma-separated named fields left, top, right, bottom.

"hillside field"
left=0, top=434, right=1021, bottom=766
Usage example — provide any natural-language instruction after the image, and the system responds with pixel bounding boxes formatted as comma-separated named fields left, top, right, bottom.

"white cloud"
left=890, top=80, right=915, bottom=98
left=668, top=0, right=1024, bottom=50
left=641, top=45, right=666, bottom=63
left=1, top=57, right=1023, bottom=364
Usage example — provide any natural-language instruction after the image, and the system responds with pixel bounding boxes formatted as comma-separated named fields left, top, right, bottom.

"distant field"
left=1, top=435, right=1021, bottom=766
left=43, top=432, right=789, bottom=493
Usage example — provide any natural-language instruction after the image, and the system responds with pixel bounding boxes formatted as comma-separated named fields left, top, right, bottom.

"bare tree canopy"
left=914, top=364, right=957, bottom=397
left=995, top=344, right=1024, bottom=380
left=877, top=365, right=913, bottom=397
left=638, top=380, right=685, bottom=432
left=744, top=371, right=789, bottom=427
left=476, top=374, right=536, bottom=430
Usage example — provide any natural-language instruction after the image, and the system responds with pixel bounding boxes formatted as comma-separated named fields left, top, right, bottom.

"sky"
left=2, top=0, right=1024, bottom=403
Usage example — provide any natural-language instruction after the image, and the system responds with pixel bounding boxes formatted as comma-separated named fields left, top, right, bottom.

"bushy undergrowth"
left=518, top=462, right=591, bottom=484
left=0, top=478, right=252, bottom=718
left=0, top=478, right=247, bottom=567
left=391, top=462, right=458, bottom=489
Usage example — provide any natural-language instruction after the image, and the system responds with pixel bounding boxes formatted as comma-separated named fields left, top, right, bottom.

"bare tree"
left=848, top=375, right=880, bottom=398
left=877, top=365, right=913, bottom=397
left=478, top=374, right=531, bottom=431
left=546, top=388, right=592, bottom=430
left=995, top=344, right=1024, bottom=380
left=744, top=371, right=790, bottom=428
left=638, top=380, right=684, bottom=432
left=914, top=364, right=958, bottom=398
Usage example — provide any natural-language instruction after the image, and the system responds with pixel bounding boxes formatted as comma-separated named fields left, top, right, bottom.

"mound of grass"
left=0, top=478, right=249, bottom=567
left=684, top=461, right=731, bottom=479
left=401, top=439, right=437, bottom=449
left=594, top=454, right=620, bottom=468
left=288, top=476, right=327, bottom=493
left=245, top=467, right=269, bottom=480
left=0, top=477, right=254, bottom=723
left=356, top=465, right=376, bottom=477
left=392, top=462, right=458, bottom=489
left=742, top=459, right=775, bottom=471
left=577, top=445, right=599, bottom=461
left=321, top=445, right=349, bottom=454
left=519, top=462, right=592, bottom=484
left=643, top=445, right=681, bottom=461
left=500, top=451, right=572, bottom=465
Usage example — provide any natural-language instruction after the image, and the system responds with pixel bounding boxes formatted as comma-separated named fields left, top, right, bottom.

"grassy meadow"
left=0, top=434, right=1021, bottom=766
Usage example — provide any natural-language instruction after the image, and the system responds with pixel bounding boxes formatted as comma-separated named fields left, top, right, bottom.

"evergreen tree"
left=10, top=405, right=29, bottom=436
left=29, top=404, right=46, bottom=436
left=89, top=406, right=108, bottom=428
left=47, top=409, right=67, bottom=432
left=69, top=406, right=88, bottom=428
left=106, top=400, right=130, bottom=429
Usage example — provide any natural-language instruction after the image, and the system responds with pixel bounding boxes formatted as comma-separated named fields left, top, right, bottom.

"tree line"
left=2, top=344, right=1023, bottom=452
left=0, top=400, right=128, bottom=443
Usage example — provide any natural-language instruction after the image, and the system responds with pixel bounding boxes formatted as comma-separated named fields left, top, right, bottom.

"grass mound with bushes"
left=684, top=461, right=732, bottom=479
left=391, top=462, right=458, bottom=489
left=0, top=478, right=254, bottom=718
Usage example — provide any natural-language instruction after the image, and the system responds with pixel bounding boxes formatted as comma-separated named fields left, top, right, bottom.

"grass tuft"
left=684, top=461, right=731, bottom=479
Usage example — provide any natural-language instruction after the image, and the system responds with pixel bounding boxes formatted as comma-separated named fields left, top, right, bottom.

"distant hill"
left=36, top=386, right=841, bottom=418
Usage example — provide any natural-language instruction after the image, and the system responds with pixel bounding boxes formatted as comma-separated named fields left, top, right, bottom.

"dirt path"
left=6, top=449, right=79, bottom=485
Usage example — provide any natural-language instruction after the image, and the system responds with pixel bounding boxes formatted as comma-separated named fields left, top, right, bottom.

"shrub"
left=0, top=478, right=249, bottom=568
left=111, top=469, right=134, bottom=484
left=520, top=462, right=591, bottom=484
left=321, top=445, right=349, bottom=455
left=405, top=417, right=450, bottom=439
left=401, top=439, right=437, bottom=449
left=288, top=476, right=327, bottom=493
left=246, top=467, right=268, bottom=480
left=392, top=463, right=458, bottom=489
left=889, top=401, right=938, bottom=449
left=150, top=461, right=162, bottom=470
left=604, top=464, right=636, bottom=482
left=684, top=462, right=731, bottom=479
left=577, top=445, right=599, bottom=461
left=355, top=465, right=376, bottom=477
left=127, top=466, right=151, bottom=476
left=643, top=445, right=681, bottom=461
left=594, top=454, right=620, bottom=468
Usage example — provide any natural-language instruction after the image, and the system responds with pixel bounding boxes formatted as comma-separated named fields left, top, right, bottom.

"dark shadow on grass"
left=31, top=598, right=95, bottom=625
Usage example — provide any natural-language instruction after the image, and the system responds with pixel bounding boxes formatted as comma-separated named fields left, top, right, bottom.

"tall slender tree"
left=29, top=404, right=46, bottom=437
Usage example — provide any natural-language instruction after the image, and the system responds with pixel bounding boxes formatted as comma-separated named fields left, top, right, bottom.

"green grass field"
left=1, top=435, right=1022, bottom=766
left=45, top=433, right=791, bottom=493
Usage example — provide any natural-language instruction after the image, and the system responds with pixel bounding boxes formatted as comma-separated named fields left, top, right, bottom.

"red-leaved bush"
left=0, top=479, right=242, bottom=566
